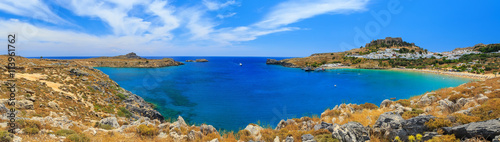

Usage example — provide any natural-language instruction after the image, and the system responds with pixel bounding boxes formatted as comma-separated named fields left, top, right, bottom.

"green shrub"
left=117, top=93, right=127, bottom=100
left=0, top=131, right=13, bottom=142
left=360, top=103, right=378, bottom=110
left=395, top=99, right=411, bottom=107
left=117, top=107, right=132, bottom=118
left=55, top=129, right=76, bottom=136
left=314, top=134, right=339, bottom=142
left=137, top=124, right=159, bottom=137
left=402, top=109, right=424, bottom=119
left=96, top=123, right=113, bottom=130
left=448, top=94, right=466, bottom=103
left=67, top=134, right=90, bottom=142
left=24, top=127, right=39, bottom=135
left=425, top=118, right=452, bottom=130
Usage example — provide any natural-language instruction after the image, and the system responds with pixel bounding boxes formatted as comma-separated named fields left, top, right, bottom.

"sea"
left=29, top=56, right=473, bottom=131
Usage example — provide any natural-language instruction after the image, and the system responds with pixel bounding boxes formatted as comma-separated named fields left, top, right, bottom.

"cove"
left=95, top=57, right=472, bottom=131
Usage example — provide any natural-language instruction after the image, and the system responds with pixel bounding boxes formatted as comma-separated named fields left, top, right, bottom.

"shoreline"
left=389, top=68, right=496, bottom=80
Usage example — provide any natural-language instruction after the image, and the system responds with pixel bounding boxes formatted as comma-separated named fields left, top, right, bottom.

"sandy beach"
left=390, top=68, right=498, bottom=80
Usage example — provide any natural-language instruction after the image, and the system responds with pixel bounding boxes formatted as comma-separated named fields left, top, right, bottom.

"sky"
left=0, top=0, right=499, bottom=57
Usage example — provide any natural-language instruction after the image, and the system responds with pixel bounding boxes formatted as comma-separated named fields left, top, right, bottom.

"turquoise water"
left=94, top=57, right=472, bottom=131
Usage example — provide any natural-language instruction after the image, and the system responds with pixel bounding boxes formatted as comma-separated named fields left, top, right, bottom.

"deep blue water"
left=33, top=56, right=473, bottom=131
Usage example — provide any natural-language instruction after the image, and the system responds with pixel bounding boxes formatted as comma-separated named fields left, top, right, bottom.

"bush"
left=395, top=99, right=411, bottom=107
left=116, top=93, right=127, bottom=100
left=55, top=129, right=76, bottom=136
left=321, top=109, right=342, bottom=118
left=448, top=94, right=467, bottom=103
left=237, top=130, right=253, bottom=141
left=67, top=134, right=90, bottom=142
left=425, top=118, right=452, bottom=130
left=0, top=131, right=13, bottom=142
left=360, top=103, right=378, bottom=110
left=24, top=127, right=39, bottom=135
left=470, top=98, right=500, bottom=121
left=426, top=134, right=458, bottom=142
left=452, top=113, right=480, bottom=124
left=97, top=123, right=113, bottom=130
left=314, top=134, right=339, bottom=142
left=117, top=107, right=132, bottom=118
left=137, top=124, right=159, bottom=137
left=402, top=109, right=424, bottom=119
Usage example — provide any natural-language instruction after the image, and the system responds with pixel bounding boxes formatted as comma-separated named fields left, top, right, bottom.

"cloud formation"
left=0, top=0, right=370, bottom=56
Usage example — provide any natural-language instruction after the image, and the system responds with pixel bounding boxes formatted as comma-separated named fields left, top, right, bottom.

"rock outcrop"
left=331, top=122, right=370, bottom=142
left=442, top=118, right=500, bottom=140
left=373, top=112, right=407, bottom=140
left=402, top=115, right=435, bottom=135
left=266, top=59, right=297, bottom=68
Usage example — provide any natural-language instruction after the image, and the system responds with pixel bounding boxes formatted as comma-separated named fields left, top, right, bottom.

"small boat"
left=303, top=67, right=314, bottom=72
left=239, top=63, right=242, bottom=66
left=315, top=68, right=325, bottom=72
left=390, top=97, right=396, bottom=100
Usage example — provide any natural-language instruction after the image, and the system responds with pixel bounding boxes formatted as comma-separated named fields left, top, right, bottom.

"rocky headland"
left=73, top=52, right=184, bottom=68
left=186, top=59, right=209, bottom=62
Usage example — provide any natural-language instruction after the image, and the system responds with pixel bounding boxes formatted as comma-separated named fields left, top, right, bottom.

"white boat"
left=239, top=63, right=242, bottom=66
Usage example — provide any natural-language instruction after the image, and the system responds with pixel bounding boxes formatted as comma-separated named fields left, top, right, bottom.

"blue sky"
left=0, top=0, right=499, bottom=57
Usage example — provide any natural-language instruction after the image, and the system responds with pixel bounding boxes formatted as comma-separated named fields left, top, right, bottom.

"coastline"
left=390, top=68, right=496, bottom=80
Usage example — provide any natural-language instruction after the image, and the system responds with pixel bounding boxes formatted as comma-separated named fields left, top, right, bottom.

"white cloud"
left=202, top=0, right=236, bottom=11
left=0, top=0, right=69, bottom=24
left=216, top=12, right=236, bottom=19
left=0, top=0, right=371, bottom=56
left=255, top=0, right=369, bottom=28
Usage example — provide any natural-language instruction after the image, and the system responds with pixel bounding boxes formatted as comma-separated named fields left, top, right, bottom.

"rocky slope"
left=1, top=55, right=499, bottom=142
left=73, top=52, right=184, bottom=68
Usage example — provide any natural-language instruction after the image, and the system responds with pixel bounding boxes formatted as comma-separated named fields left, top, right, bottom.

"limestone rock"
left=200, top=124, right=217, bottom=135
left=402, top=115, right=435, bottom=136
left=373, top=112, right=407, bottom=140
left=276, top=119, right=297, bottom=130
left=314, top=122, right=333, bottom=131
left=274, top=136, right=280, bottom=142
left=422, top=132, right=440, bottom=141
left=492, top=135, right=500, bottom=142
left=99, top=117, right=119, bottom=128
left=417, top=93, right=437, bottom=106
left=48, top=101, right=59, bottom=109
left=380, top=99, right=393, bottom=108
left=437, top=99, right=456, bottom=113
left=331, top=122, right=370, bottom=142
left=442, top=118, right=500, bottom=141
left=244, top=124, right=263, bottom=140
left=285, top=136, right=294, bottom=142
left=171, top=116, right=187, bottom=129
left=187, top=130, right=202, bottom=141
left=301, top=134, right=315, bottom=142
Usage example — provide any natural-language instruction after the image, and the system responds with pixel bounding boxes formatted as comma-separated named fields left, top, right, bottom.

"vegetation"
left=137, top=124, right=159, bottom=137
left=425, top=118, right=452, bottom=130
left=426, top=135, right=459, bottom=142
left=0, top=131, right=13, bottom=142
left=117, top=107, right=132, bottom=118
left=55, top=129, right=76, bottom=136
left=67, top=133, right=90, bottom=142
left=402, top=109, right=424, bottom=119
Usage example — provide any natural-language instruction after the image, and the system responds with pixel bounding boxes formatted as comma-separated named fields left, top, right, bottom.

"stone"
left=373, top=112, right=407, bottom=140
left=476, top=94, right=489, bottom=104
left=200, top=124, right=217, bottom=135
left=302, top=134, right=315, bottom=142
left=99, top=117, right=119, bottom=128
left=187, top=130, right=202, bottom=141
left=15, top=100, right=33, bottom=109
left=314, top=122, right=333, bottom=131
left=244, top=124, right=263, bottom=140
left=380, top=99, right=393, bottom=108
left=285, top=136, right=294, bottom=142
left=274, top=136, right=280, bottom=142
left=209, top=138, right=219, bottom=142
left=492, top=135, right=500, bottom=142
left=48, top=101, right=59, bottom=109
left=422, top=132, right=440, bottom=141
left=331, top=122, right=370, bottom=142
left=172, top=116, right=187, bottom=129
left=402, top=115, right=435, bottom=136
left=417, top=93, right=437, bottom=106
left=442, top=118, right=500, bottom=141
left=276, top=119, right=297, bottom=130
left=69, top=69, right=89, bottom=76
left=169, top=131, right=187, bottom=141
left=437, top=99, right=456, bottom=113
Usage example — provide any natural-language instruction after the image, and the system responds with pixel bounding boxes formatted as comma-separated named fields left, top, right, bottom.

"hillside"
left=267, top=38, right=500, bottom=76
left=1, top=55, right=499, bottom=142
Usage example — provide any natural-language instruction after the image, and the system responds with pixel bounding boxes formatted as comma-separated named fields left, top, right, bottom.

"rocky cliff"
left=74, top=52, right=184, bottom=68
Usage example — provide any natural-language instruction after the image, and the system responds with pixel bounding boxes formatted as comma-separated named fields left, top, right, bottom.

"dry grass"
left=425, top=118, right=452, bottom=131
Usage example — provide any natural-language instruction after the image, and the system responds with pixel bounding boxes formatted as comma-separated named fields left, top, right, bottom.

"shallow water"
left=94, top=57, right=472, bottom=131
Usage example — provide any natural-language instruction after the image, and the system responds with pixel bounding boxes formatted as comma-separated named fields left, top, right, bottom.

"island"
left=73, top=52, right=184, bottom=68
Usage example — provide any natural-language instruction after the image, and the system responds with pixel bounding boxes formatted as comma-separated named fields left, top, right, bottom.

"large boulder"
left=402, top=115, right=435, bottom=135
left=437, top=99, right=457, bottom=113
left=314, top=122, right=333, bottom=131
left=171, top=116, right=187, bottom=129
left=187, top=130, right=202, bottom=141
left=99, top=117, right=119, bottom=128
left=276, top=119, right=297, bottom=130
left=380, top=99, right=393, bottom=108
left=301, top=134, right=316, bottom=142
left=417, top=93, right=437, bottom=106
left=331, top=122, right=370, bottom=142
left=442, top=118, right=500, bottom=141
left=492, top=135, right=500, bottom=142
left=200, top=124, right=217, bottom=135
left=285, top=136, right=294, bottom=142
left=373, top=112, right=407, bottom=140
left=244, top=124, right=263, bottom=140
